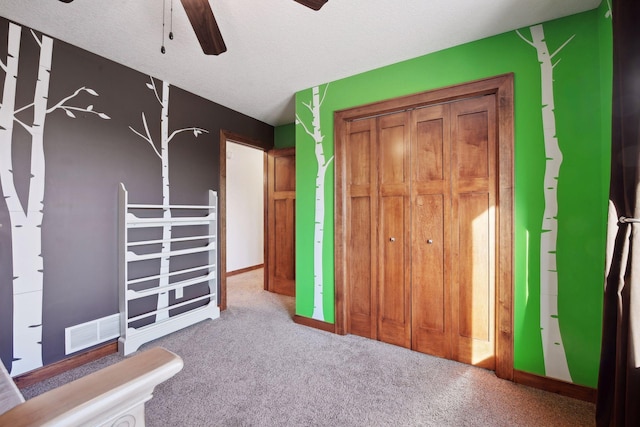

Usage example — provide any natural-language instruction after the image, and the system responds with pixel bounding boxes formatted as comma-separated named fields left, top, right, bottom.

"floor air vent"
left=65, top=313, right=120, bottom=355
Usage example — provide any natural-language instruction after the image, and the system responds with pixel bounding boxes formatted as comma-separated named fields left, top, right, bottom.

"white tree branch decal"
left=0, top=23, right=109, bottom=375
left=129, top=77, right=209, bottom=320
left=295, top=84, right=333, bottom=321
left=517, top=24, right=574, bottom=382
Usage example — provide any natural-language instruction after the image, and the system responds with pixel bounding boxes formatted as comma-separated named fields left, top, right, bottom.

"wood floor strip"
left=227, top=264, right=264, bottom=277
left=513, top=369, right=597, bottom=403
left=293, top=315, right=336, bottom=333
left=14, top=342, right=118, bottom=389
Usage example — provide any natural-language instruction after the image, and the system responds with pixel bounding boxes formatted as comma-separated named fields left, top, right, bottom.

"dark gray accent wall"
left=0, top=16, right=273, bottom=371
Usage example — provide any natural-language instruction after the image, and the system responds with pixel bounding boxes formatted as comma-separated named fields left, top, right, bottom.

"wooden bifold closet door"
left=346, top=95, right=497, bottom=370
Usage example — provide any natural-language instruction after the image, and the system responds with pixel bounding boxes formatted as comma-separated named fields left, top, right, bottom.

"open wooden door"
left=266, top=148, right=296, bottom=296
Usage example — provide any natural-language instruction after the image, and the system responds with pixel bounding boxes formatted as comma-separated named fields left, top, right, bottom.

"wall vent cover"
left=65, top=313, right=120, bottom=355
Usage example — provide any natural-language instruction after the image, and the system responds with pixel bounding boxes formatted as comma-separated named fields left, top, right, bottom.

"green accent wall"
left=295, top=5, right=611, bottom=388
left=274, top=123, right=296, bottom=148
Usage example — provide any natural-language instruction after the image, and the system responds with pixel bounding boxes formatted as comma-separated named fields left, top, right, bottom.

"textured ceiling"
left=0, top=0, right=600, bottom=126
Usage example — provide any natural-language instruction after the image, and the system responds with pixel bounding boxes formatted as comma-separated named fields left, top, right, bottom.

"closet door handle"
left=389, top=237, right=396, bottom=242
left=427, top=239, right=433, bottom=244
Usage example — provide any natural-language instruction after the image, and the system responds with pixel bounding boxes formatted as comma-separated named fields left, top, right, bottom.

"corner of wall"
left=274, top=123, right=296, bottom=149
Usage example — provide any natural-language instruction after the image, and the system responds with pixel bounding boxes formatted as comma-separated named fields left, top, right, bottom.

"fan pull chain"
left=169, top=0, right=174, bottom=40
left=161, top=0, right=167, bottom=54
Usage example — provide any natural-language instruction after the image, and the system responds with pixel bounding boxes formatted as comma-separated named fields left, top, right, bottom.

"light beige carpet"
left=23, top=269, right=595, bottom=426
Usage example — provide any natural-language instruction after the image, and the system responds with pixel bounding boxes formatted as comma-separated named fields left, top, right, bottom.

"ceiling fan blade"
left=179, top=0, right=227, bottom=55
left=294, top=0, right=328, bottom=11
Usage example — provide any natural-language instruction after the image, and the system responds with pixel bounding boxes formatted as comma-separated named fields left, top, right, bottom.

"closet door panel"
left=377, top=112, right=411, bottom=348
left=451, top=95, right=496, bottom=370
left=349, top=124, right=373, bottom=187
left=346, top=118, right=378, bottom=338
left=378, top=195, right=410, bottom=348
left=413, top=195, right=445, bottom=331
left=410, top=105, right=452, bottom=357
left=452, top=192, right=495, bottom=369
left=380, top=124, right=407, bottom=186
left=456, top=193, right=491, bottom=341
left=412, top=194, right=450, bottom=357
left=415, top=115, right=445, bottom=182
left=457, top=111, right=489, bottom=180
left=348, top=196, right=375, bottom=338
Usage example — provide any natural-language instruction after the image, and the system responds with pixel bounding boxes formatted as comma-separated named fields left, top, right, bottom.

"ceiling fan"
left=59, top=0, right=327, bottom=55
left=180, top=0, right=328, bottom=55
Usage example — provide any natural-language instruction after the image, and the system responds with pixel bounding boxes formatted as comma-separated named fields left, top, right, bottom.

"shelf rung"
left=127, top=271, right=215, bottom=300
left=128, top=204, right=216, bottom=210
left=127, top=242, right=216, bottom=262
left=128, top=263, right=216, bottom=285
left=126, top=212, right=216, bottom=228
left=128, top=234, right=216, bottom=247
left=127, top=294, right=214, bottom=324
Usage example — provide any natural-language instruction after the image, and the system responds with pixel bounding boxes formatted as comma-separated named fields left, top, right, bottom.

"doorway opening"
left=219, top=131, right=296, bottom=310
left=219, top=131, right=270, bottom=310
left=225, top=141, right=265, bottom=277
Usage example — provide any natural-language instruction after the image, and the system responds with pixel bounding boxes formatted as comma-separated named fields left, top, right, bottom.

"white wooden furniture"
left=0, top=347, right=183, bottom=427
left=119, top=184, right=220, bottom=355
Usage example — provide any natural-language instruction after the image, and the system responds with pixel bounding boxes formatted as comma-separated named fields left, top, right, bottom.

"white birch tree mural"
left=517, top=24, right=575, bottom=382
left=0, top=23, right=109, bottom=375
left=129, top=77, right=208, bottom=321
left=295, top=84, right=333, bottom=321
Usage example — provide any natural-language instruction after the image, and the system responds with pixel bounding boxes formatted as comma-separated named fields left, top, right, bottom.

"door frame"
left=333, top=74, right=514, bottom=380
left=219, top=130, right=272, bottom=311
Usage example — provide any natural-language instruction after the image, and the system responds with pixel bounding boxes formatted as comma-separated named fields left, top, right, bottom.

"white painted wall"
left=226, top=141, right=264, bottom=272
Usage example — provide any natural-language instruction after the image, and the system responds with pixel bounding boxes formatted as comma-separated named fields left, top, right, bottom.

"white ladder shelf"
left=118, top=183, right=219, bottom=355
